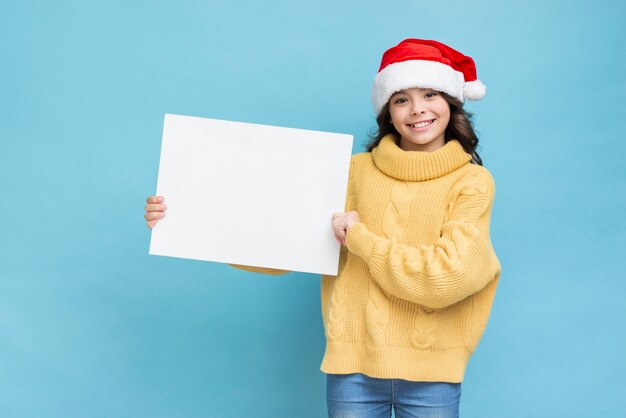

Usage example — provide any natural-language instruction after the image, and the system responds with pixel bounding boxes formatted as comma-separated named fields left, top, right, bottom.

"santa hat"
left=371, top=39, right=486, bottom=115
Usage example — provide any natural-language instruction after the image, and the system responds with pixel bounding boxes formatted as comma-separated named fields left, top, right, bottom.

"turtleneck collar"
left=371, top=134, right=471, bottom=181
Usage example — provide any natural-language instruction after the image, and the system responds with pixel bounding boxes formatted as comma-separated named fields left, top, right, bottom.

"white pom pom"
left=463, top=80, right=486, bottom=101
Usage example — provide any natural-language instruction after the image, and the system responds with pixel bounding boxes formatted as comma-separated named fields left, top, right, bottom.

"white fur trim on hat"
left=371, top=60, right=465, bottom=115
left=463, top=80, right=486, bottom=100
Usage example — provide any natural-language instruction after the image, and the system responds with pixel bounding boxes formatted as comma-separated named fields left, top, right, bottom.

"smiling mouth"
left=408, top=119, right=435, bottom=128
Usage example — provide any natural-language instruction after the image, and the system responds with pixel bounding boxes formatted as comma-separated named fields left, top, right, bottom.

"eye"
left=392, top=97, right=408, bottom=105
left=425, top=91, right=438, bottom=98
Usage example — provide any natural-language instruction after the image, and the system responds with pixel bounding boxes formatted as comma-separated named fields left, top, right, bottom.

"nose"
left=411, top=98, right=426, bottom=115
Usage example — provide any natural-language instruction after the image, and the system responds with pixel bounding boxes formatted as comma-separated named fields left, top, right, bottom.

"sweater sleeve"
left=345, top=170, right=500, bottom=309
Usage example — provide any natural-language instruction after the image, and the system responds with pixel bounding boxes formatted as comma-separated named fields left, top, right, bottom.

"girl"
left=145, top=39, right=500, bottom=418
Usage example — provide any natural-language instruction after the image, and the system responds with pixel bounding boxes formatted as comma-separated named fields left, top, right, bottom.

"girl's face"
left=388, top=88, right=450, bottom=152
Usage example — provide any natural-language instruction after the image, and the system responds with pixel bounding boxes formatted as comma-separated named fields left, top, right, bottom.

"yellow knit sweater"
left=319, top=134, right=501, bottom=383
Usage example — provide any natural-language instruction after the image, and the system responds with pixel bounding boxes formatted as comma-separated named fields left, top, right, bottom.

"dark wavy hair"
left=365, top=92, right=483, bottom=166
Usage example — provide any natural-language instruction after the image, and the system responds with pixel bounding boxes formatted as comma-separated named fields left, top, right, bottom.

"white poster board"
left=149, top=114, right=353, bottom=275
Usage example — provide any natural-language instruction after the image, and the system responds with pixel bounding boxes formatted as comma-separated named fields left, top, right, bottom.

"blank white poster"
left=149, top=114, right=353, bottom=275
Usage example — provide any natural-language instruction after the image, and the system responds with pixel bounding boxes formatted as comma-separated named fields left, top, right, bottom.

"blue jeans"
left=327, top=373, right=461, bottom=418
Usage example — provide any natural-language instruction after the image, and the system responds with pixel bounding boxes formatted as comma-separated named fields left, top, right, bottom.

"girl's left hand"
left=332, top=211, right=360, bottom=246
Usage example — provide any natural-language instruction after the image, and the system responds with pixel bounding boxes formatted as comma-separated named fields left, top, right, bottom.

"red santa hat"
left=371, top=39, right=486, bottom=115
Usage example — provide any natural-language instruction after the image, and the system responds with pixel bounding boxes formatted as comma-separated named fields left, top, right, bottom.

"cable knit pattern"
left=320, top=134, right=500, bottom=383
left=380, top=181, right=440, bottom=349
left=365, top=280, right=389, bottom=347
left=364, top=182, right=422, bottom=348
left=326, top=183, right=355, bottom=342
left=327, top=268, right=349, bottom=341
left=382, top=182, right=421, bottom=239
left=410, top=305, right=439, bottom=349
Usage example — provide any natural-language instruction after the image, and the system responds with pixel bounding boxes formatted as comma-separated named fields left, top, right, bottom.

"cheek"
left=388, top=106, right=406, bottom=126
left=435, top=103, right=451, bottom=125
left=440, top=110, right=451, bottom=127
left=388, top=107, right=398, bottom=122
left=391, top=118, right=404, bottom=133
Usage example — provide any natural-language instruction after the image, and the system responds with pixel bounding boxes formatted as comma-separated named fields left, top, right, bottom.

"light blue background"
left=1, top=1, right=625, bottom=417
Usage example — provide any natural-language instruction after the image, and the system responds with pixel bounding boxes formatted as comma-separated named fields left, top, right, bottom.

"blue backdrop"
left=1, top=1, right=625, bottom=417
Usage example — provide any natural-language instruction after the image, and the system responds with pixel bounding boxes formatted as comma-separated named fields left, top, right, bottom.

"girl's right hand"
left=145, top=195, right=167, bottom=229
